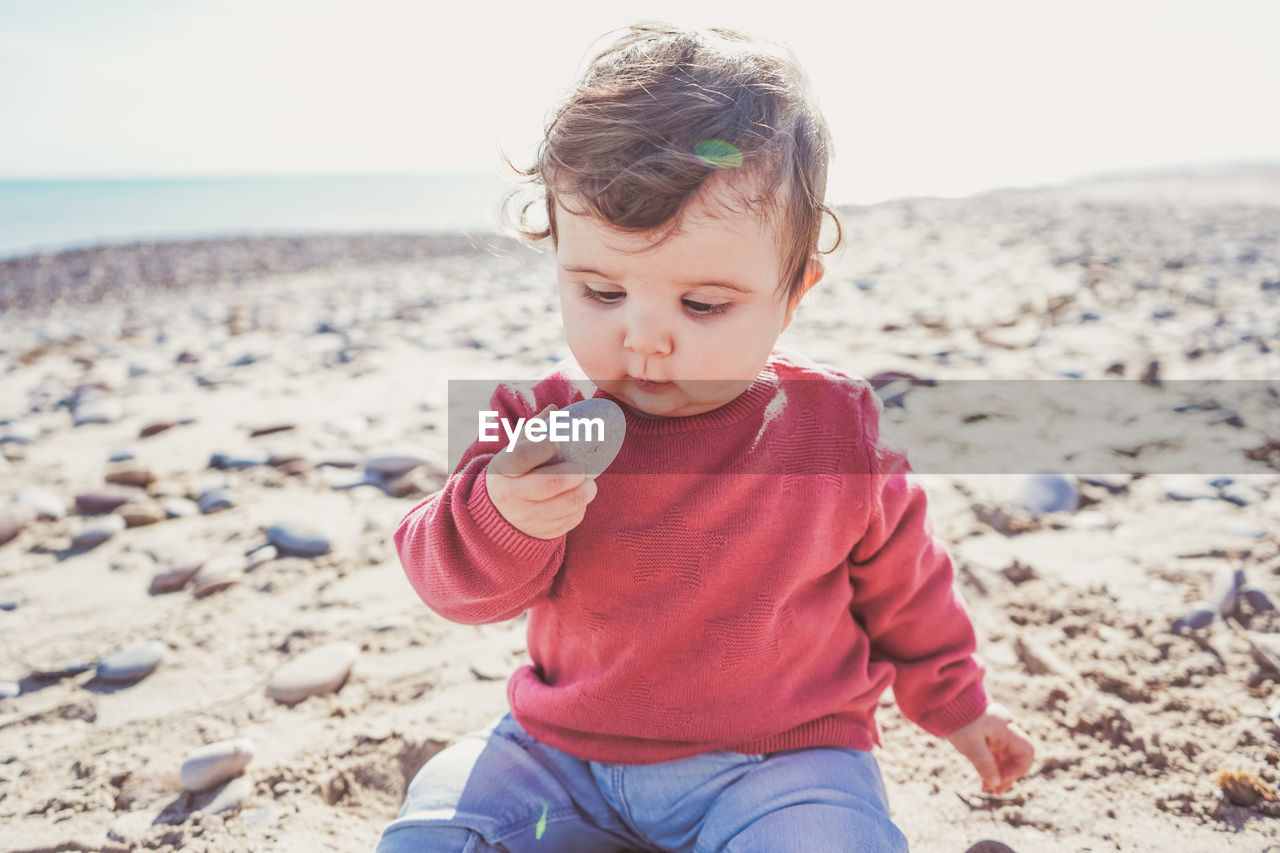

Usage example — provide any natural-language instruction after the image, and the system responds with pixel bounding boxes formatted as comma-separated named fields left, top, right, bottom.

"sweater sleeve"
left=845, top=388, right=990, bottom=737
left=393, top=381, right=567, bottom=625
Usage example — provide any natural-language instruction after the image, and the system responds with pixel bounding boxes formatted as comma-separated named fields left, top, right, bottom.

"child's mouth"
left=629, top=377, right=671, bottom=392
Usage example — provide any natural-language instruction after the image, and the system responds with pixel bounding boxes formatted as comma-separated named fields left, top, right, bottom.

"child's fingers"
left=487, top=405, right=561, bottom=477
left=996, top=728, right=1036, bottom=787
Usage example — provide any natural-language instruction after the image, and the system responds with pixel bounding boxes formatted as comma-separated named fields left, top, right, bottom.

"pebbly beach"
left=1, top=164, right=1280, bottom=851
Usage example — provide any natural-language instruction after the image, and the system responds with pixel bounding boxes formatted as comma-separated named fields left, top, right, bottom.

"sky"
left=1, top=0, right=1277, bottom=204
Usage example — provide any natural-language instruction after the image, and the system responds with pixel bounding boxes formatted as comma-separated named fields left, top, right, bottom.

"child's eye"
left=684, top=300, right=731, bottom=317
left=580, top=286, right=731, bottom=318
left=581, top=286, right=624, bottom=305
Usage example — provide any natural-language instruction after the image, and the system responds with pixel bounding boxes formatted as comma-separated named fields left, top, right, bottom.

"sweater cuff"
left=466, top=468, right=564, bottom=563
left=917, top=680, right=991, bottom=738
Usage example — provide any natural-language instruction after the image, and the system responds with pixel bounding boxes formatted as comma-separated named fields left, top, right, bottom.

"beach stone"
left=249, top=423, right=295, bottom=438
left=0, top=505, right=36, bottom=546
left=71, top=514, right=127, bottom=549
left=1220, top=483, right=1264, bottom=506
left=385, top=465, right=446, bottom=498
left=875, top=379, right=914, bottom=409
left=210, top=450, right=270, bottom=470
left=105, top=463, right=156, bottom=488
left=197, top=486, right=236, bottom=514
left=201, top=775, right=253, bottom=815
left=149, top=558, right=203, bottom=594
left=140, top=419, right=180, bottom=438
left=1243, top=587, right=1276, bottom=613
left=1164, top=476, right=1219, bottom=501
left=13, top=488, right=66, bottom=520
left=266, top=519, right=331, bottom=557
left=320, top=466, right=378, bottom=490
left=0, top=680, right=20, bottom=699
left=1172, top=601, right=1217, bottom=634
left=1009, top=473, right=1079, bottom=514
left=181, top=738, right=256, bottom=791
left=107, top=447, right=137, bottom=463
left=193, top=556, right=241, bottom=598
left=117, top=498, right=167, bottom=527
left=72, top=394, right=121, bottom=426
left=96, top=640, right=166, bottom=683
left=544, top=398, right=627, bottom=478
left=244, top=545, right=278, bottom=571
left=1077, top=473, right=1130, bottom=490
left=1210, top=566, right=1247, bottom=615
left=364, top=450, right=435, bottom=478
left=76, top=488, right=142, bottom=515
left=266, top=641, right=358, bottom=704
left=162, top=497, right=199, bottom=518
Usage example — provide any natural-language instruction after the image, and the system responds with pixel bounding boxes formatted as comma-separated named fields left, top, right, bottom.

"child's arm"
left=394, top=389, right=585, bottom=625
left=845, top=387, right=1034, bottom=789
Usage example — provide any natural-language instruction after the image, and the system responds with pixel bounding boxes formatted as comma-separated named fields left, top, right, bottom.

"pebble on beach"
left=265, top=519, right=331, bottom=557
left=70, top=514, right=127, bottom=550
left=180, top=738, right=256, bottom=791
left=95, top=639, right=166, bottom=683
left=266, top=641, right=359, bottom=704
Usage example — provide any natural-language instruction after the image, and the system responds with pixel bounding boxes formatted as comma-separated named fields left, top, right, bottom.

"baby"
left=379, top=21, right=1034, bottom=853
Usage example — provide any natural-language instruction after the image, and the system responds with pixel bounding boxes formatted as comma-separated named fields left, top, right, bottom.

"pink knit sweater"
left=395, top=348, right=989, bottom=765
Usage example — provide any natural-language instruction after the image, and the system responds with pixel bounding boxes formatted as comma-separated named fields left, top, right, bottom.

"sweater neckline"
left=591, top=360, right=781, bottom=435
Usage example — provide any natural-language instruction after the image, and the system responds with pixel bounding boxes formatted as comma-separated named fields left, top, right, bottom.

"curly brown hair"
left=501, top=21, right=842, bottom=307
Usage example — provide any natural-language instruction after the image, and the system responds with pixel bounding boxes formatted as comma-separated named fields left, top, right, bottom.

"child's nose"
left=622, top=307, right=673, bottom=356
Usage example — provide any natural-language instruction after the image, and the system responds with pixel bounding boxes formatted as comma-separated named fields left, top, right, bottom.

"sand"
left=1, top=164, right=1279, bottom=852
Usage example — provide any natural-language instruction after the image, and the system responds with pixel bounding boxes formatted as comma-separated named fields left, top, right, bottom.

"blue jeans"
left=377, top=711, right=909, bottom=853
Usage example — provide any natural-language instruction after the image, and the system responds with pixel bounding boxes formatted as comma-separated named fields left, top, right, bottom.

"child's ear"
left=800, top=256, right=825, bottom=295
left=782, top=256, right=825, bottom=331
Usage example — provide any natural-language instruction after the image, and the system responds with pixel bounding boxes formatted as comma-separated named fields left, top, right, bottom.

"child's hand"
left=945, top=701, right=1035, bottom=795
left=484, top=404, right=598, bottom=540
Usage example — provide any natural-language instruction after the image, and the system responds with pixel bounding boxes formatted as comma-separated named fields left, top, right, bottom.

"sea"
left=0, top=173, right=518, bottom=260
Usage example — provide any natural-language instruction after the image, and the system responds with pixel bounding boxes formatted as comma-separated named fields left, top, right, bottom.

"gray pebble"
left=162, top=497, right=200, bottom=518
left=1172, top=601, right=1217, bottom=634
left=244, top=545, right=278, bottom=571
left=181, top=738, right=256, bottom=791
left=72, top=395, right=122, bottom=426
left=200, top=775, right=253, bottom=815
left=1220, top=483, right=1264, bottom=506
left=364, top=450, right=433, bottom=478
left=96, top=639, right=166, bottom=683
left=192, top=556, right=242, bottom=598
left=266, top=641, right=358, bottom=704
left=543, top=398, right=626, bottom=478
left=197, top=486, right=236, bottom=514
left=1077, top=473, right=1130, bottom=490
left=75, top=488, right=141, bottom=515
left=266, top=519, right=331, bottom=557
left=1243, top=588, right=1276, bottom=613
left=0, top=505, right=36, bottom=546
left=1164, top=476, right=1219, bottom=501
left=1009, top=473, right=1079, bottom=514
left=210, top=450, right=270, bottom=470
left=149, top=558, right=204, bottom=594
left=71, top=514, right=127, bottom=550
left=1209, top=566, right=1246, bottom=615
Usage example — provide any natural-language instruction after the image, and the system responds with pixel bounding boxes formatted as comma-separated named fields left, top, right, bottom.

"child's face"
left=555, top=178, right=810, bottom=419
